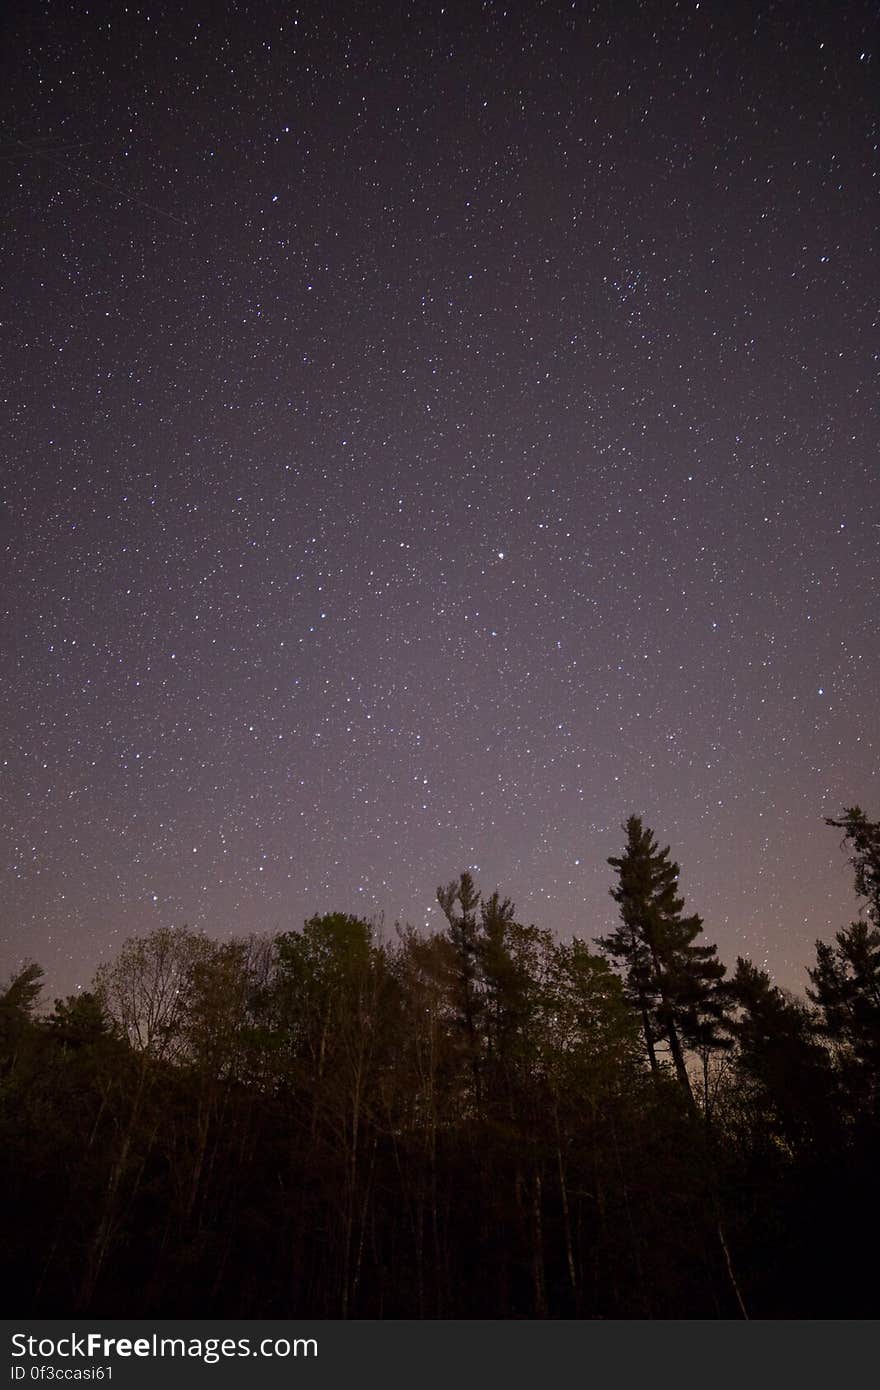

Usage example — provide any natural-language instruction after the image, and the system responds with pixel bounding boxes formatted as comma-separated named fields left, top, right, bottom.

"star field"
left=2, top=0, right=877, bottom=998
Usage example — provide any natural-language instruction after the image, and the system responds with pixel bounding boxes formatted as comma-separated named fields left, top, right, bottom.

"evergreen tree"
left=437, top=872, right=485, bottom=1100
left=808, top=808, right=880, bottom=1093
left=725, top=957, right=836, bottom=1149
left=597, top=816, right=727, bottom=1102
left=825, top=807, right=880, bottom=922
left=0, top=962, right=44, bottom=1076
left=479, top=892, right=551, bottom=1098
left=808, top=922, right=880, bottom=1074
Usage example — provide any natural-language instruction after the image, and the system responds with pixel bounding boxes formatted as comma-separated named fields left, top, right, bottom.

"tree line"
left=2, top=807, right=878, bottom=1318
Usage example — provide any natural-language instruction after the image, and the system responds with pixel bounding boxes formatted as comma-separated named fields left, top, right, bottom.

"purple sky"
left=2, top=0, right=877, bottom=1000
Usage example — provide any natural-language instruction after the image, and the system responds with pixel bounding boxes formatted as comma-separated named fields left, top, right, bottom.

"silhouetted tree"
left=0, top=962, right=44, bottom=1074
left=725, top=957, right=836, bottom=1149
left=436, top=872, right=485, bottom=1103
left=808, top=808, right=880, bottom=1104
left=597, top=816, right=727, bottom=1102
left=272, top=913, right=392, bottom=1316
left=96, top=925, right=214, bottom=1061
left=825, top=806, right=880, bottom=920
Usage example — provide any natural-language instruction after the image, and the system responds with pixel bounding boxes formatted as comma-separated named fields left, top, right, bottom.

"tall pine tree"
left=597, top=816, right=727, bottom=1103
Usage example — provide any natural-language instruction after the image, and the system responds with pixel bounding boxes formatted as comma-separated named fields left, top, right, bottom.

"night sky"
left=2, top=0, right=877, bottom=1001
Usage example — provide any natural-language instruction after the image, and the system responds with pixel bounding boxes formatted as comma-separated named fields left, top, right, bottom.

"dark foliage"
left=1, top=811, right=878, bottom=1318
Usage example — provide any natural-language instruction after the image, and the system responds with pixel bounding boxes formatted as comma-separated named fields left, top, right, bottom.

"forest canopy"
left=2, top=808, right=878, bottom=1319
